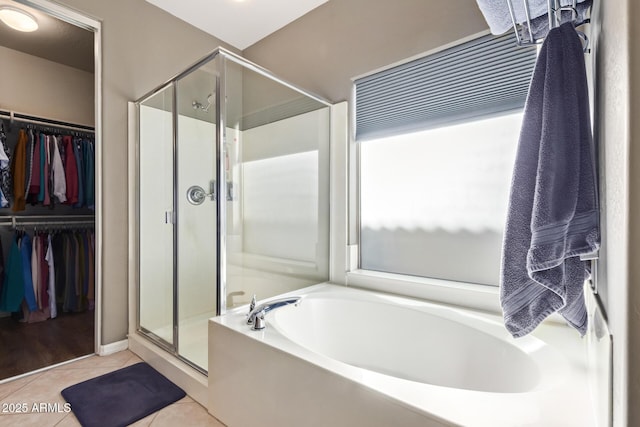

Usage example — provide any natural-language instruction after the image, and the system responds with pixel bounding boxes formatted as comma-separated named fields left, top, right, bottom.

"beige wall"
left=243, top=0, right=489, bottom=103
left=0, top=45, right=94, bottom=125
left=48, top=0, right=237, bottom=345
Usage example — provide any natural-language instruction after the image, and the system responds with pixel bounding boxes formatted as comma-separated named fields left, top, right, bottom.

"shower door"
left=137, top=58, right=219, bottom=373
left=138, top=84, right=175, bottom=348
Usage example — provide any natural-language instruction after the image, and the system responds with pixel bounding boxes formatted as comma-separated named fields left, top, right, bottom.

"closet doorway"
left=0, top=0, right=101, bottom=380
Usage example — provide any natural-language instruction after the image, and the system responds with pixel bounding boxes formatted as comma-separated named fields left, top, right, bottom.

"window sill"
left=345, top=269, right=502, bottom=314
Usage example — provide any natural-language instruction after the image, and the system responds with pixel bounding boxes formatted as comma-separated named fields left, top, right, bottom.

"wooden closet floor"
left=0, top=310, right=94, bottom=381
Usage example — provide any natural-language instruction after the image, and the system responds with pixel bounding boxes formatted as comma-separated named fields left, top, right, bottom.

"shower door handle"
left=186, top=180, right=216, bottom=205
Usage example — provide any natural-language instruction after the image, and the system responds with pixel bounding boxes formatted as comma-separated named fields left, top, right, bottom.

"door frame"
left=16, top=0, right=103, bottom=354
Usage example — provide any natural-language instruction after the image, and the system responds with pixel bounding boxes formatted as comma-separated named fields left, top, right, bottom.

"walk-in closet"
left=0, top=0, right=97, bottom=380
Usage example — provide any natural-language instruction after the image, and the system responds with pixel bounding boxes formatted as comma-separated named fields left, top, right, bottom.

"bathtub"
left=208, top=284, right=595, bottom=427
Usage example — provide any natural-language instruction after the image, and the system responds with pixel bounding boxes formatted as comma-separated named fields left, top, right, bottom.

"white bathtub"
left=209, top=284, right=595, bottom=427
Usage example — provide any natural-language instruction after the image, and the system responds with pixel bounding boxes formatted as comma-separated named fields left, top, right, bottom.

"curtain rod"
left=0, top=110, right=95, bottom=133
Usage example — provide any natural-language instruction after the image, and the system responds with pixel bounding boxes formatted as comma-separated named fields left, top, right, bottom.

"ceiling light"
left=0, top=7, right=38, bottom=32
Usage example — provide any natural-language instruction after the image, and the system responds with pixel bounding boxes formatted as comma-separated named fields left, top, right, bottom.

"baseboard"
left=98, top=339, right=129, bottom=356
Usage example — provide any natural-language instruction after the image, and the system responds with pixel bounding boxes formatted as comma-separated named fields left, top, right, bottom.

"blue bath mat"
left=61, top=362, right=186, bottom=427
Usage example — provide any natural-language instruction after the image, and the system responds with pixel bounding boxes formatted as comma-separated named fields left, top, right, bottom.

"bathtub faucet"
left=247, top=296, right=302, bottom=330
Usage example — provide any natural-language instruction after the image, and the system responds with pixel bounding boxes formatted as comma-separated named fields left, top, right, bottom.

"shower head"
left=192, top=93, right=213, bottom=112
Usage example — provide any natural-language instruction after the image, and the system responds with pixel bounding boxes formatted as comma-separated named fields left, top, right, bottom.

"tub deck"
left=209, top=283, right=596, bottom=427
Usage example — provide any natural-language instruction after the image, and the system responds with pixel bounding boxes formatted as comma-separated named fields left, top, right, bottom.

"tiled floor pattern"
left=0, top=350, right=225, bottom=427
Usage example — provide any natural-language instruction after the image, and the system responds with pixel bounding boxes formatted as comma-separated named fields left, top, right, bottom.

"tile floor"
left=0, top=350, right=225, bottom=427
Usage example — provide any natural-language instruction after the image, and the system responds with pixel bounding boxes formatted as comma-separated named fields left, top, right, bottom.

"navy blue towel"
left=61, top=362, right=186, bottom=427
left=500, top=22, right=599, bottom=338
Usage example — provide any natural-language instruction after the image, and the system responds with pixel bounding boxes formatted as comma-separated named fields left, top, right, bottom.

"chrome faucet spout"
left=246, top=296, right=302, bottom=329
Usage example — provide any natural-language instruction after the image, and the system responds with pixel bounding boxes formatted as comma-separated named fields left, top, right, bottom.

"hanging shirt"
left=0, top=123, right=10, bottom=207
left=46, top=234, right=57, bottom=318
left=20, top=233, right=37, bottom=312
left=63, top=234, right=77, bottom=312
left=51, top=136, right=67, bottom=203
left=85, top=140, right=95, bottom=210
left=0, top=123, right=11, bottom=207
left=0, top=124, right=9, bottom=168
left=37, top=133, right=46, bottom=203
left=24, top=130, right=34, bottom=199
left=62, top=135, right=79, bottom=205
left=73, top=138, right=84, bottom=208
left=43, top=135, right=51, bottom=206
left=26, top=234, right=49, bottom=323
left=31, top=233, right=40, bottom=309
left=38, top=234, right=49, bottom=310
left=10, top=129, right=27, bottom=211
left=0, top=237, right=24, bottom=312
left=52, top=233, right=65, bottom=303
left=0, top=185, right=8, bottom=208
left=29, top=133, right=42, bottom=198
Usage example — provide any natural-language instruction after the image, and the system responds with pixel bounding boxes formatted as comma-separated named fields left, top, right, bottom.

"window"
left=355, top=33, right=536, bottom=286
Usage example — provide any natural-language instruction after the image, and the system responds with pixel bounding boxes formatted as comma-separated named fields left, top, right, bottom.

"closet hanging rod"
left=0, top=215, right=95, bottom=227
left=1, top=215, right=95, bottom=221
left=0, top=110, right=95, bottom=133
left=10, top=220, right=94, bottom=228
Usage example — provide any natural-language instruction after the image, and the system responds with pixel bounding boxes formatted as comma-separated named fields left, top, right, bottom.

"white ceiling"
left=145, top=0, right=329, bottom=50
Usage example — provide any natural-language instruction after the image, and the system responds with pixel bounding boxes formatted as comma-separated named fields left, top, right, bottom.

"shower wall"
left=176, top=115, right=217, bottom=321
left=226, top=108, right=330, bottom=307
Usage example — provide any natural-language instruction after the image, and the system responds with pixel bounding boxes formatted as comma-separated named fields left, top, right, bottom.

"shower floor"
left=149, top=313, right=213, bottom=371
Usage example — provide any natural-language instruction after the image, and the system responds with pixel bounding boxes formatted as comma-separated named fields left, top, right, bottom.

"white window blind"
left=355, top=33, right=537, bottom=141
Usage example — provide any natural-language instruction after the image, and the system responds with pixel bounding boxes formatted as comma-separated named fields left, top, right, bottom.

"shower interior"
left=134, top=49, right=331, bottom=372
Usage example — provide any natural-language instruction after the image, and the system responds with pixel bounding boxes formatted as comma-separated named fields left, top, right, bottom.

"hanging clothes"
left=19, top=233, right=37, bottom=312
left=84, top=140, right=94, bottom=210
left=2, top=125, right=93, bottom=210
left=42, top=136, right=51, bottom=206
left=46, top=234, right=57, bottom=318
left=24, top=130, right=34, bottom=201
left=0, top=236, right=23, bottom=312
left=28, top=133, right=41, bottom=201
left=37, top=133, right=46, bottom=203
left=51, top=135, right=67, bottom=203
left=0, top=123, right=10, bottom=207
left=1, top=228, right=93, bottom=319
left=10, top=129, right=27, bottom=211
left=73, top=138, right=85, bottom=209
left=26, top=232, right=48, bottom=323
left=62, top=135, right=79, bottom=205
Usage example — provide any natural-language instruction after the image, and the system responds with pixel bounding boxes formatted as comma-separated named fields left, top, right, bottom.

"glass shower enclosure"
left=134, top=49, right=331, bottom=373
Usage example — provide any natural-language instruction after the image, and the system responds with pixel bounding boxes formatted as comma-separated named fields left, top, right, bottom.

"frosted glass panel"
left=360, top=112, right=522, bottom=285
